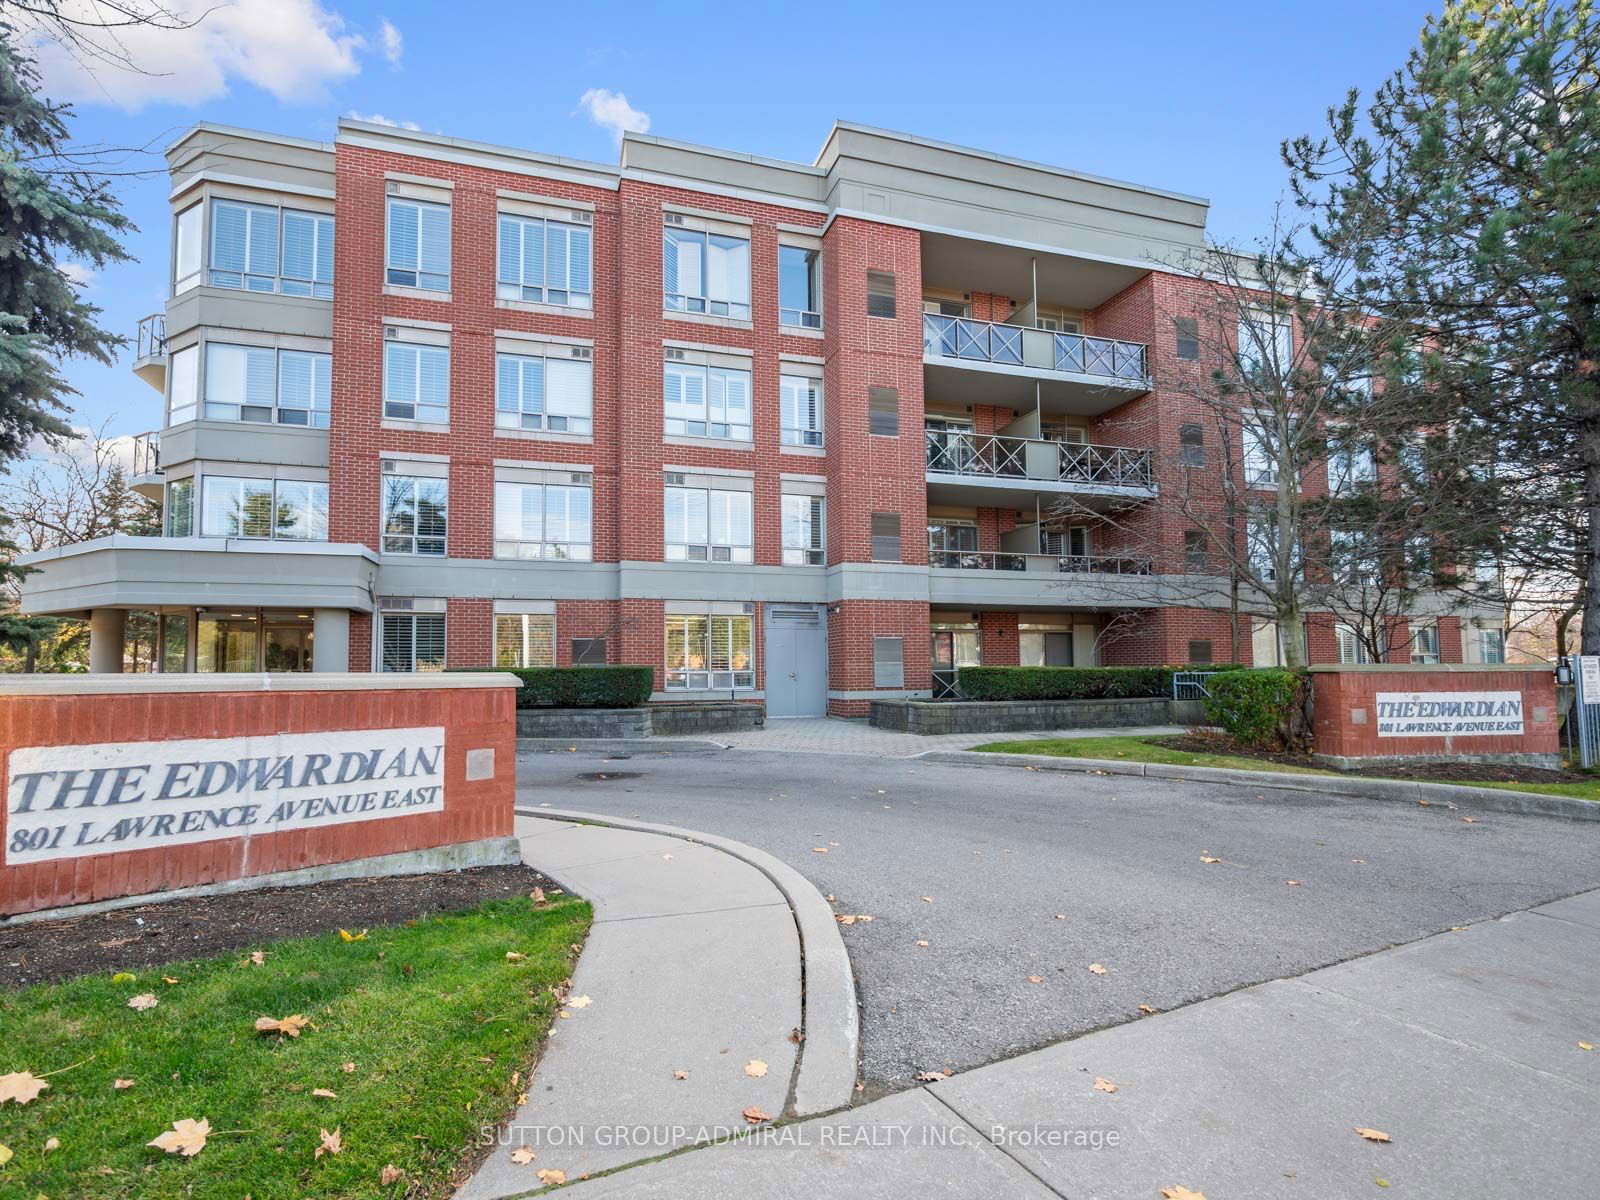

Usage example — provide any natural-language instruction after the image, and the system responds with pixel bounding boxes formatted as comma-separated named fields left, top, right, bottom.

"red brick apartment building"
left=16, top=120, right=1507, bottom=716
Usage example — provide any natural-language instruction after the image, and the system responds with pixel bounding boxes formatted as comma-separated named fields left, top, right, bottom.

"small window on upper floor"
left=174, top=203, right=203, bottom=294
left=207, top=199, right=332, bottom=298
left=1174, top=317, right=1200, bottom=361
left=384, top=337, right=450, bottom=425
left=386, top=196, right=451, bottom=292
left=867, top=271, right=897, bottom=319
left=1179, top=423, right=1205, bottom=467
left=779, top=245, right=822, bottom=329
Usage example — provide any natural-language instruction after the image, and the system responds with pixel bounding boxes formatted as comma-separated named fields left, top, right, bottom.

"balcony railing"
left=130, top=430, right=160, bottom=477
left=928, top=550, right=1153, bottom=575
left=923, top=314, right=1148, bottom=383
left=925, top=431, right=1154, bottom=489
left=135, top=313, right=167, bottom=360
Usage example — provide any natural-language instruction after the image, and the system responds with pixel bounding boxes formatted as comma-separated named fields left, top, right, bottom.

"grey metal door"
left=765, top=605, right=827, bottom=717
left=1043, top=632, right=1073, bottom=666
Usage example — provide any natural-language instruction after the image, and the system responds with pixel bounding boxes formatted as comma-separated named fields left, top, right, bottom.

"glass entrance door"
left=930, top=625, right=980, bottom=698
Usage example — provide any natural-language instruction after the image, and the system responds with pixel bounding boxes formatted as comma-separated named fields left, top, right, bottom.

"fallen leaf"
left=1286, top=880, right=1302, bottom=887
left=338, top=929, right=368, bottom=942
left=148, top=1117, right=210, bottom=1157
left=511, top=1146, right=536, bottom=1165
left=1199, top=856, right=1222, bottom=864
left=537, top=1168, right=567, bottom=1185
left=249, top=951, right=266, bottom=966
left=111, top=972, right=137, bottom=984
left=255, top=1014, right=309, bottom=1038
left=567, top=995, right=592, bottom=1009
left=915, top=940, right=930, bottom=947
left=1159, top=1189, right=1207, bottom=1200
left=1138, top=1005, right=1157, bottom=1015
left=341, top=1062, right=356, bottom=1073
left=1461, top=816, right=1478, bottom=824
left=921, top=896, right=934, bottom=903
left=914, top=1070, right=945, bottom=1082
left=0, top=1144, right=11, bottom=1167
left=1027, top=975, right=1044, bottom=984
left=1054, top=914, right=1067, bottom=920
left=673, top=1070, right=689, bottom=1080
left=162, top=976, right=179, bottom=986
left=741, top=1106, right=770, bottom=1124
left=1580, top=1042, right=1594, bottom=1051
left=1376, top=1179, right=1390, bottom=1188
left=505, top=952, right=526, bottom=962
left=744, top=1060, right=768, bottom=1078
left=1355, top=1127, right=1391, bottom=1143
left=662, top=853, right=673, bottom=860
left=315, top=1127, right=343, bottom=1159
left=127, top=993, right=158, bottom=1012
left=312, top=1088, right=337, bottom=1099
left=836, top=914, right=856, bottom=925
left=43, top=1137, right=59, bottom=1152
left=1352, top=859, right=1366, bottom=864
left=788, top=1027, right=803, bottom=1045
left=380, top=1164, right=404, bottom=1185
left=1417, top=798, right=1431, bottom=807
left=1093, top=1076, right=1118, bottom=1093
left=812, top=847, right=829, bottom=853
left=114, top=1078, right=135, bottom=1090
left=531, top=887, right=547, bottom=905
left=0, top=1072, right=48, bottom=1107
left=1088, top=963, right=1108, bottom=975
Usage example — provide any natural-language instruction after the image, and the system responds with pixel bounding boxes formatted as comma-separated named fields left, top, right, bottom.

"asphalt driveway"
left=518, top=743, right=1600, bottom=1092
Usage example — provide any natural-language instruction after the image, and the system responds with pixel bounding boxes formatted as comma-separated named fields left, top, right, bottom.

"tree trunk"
left=1585, top=447, right=1600, bottom=654
left=1279, top=607, right=1307, bottom=670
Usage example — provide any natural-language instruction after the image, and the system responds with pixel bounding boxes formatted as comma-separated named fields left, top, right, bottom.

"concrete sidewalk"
left=655, top=717, right=1186, bottom=757
left=555, top=888, right=1600, bottom=1198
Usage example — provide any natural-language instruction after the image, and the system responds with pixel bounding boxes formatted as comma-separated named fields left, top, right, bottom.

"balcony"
left=929, top=550, right=1152, bottom=575
left=133, top=313, right=167, bottom=392
left=922, top=314, right=1150, bottom=415
left=128, top=430, right=162, bottom=499
left=924, top=430, right=1155, bottom=509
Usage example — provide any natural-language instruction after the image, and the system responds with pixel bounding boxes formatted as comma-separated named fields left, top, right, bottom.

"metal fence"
left=1171, top=671, right=1219, bottom=701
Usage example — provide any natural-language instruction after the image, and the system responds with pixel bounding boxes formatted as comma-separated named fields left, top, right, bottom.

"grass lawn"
left=0, top=892, right=591, bottom=1199
left=972, top=735, right=1600, bottom=803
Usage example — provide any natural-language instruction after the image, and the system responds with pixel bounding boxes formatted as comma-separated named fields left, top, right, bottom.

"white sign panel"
left=1374, top=692, right=1523, bottom=739
left=5, top=726, right=445, bottom=866
left=1580, top=656, right=1600, bottom=703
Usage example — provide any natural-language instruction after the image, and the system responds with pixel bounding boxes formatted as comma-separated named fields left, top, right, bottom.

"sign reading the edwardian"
left=1374, top=692, right=1524, bottom=738
left=5, top=727, right=445, bottom=866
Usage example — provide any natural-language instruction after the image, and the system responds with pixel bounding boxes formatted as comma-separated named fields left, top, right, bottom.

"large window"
left=780, top=374, right=823, bottom=447
left=208, top=199, right=332, bottom=297
left=381, top=612, right=445, bottom=672
left=1480, top=628, right=1506, bottom=664
left=665, top=614, right=754, bottom=690
left=1242, top=421, right=1281, bottom=489
left=497, top=213, right=592, bottom=308
left=1248, top=516, right=1282, bottom=583
left=386, top=197, right=451, bottom=291
left=495, top=613, right=555, bottom=668
left=384, top=341, right=450, bottom=424
left=496, top=351, right=593, bottom=435
left=167, top=344, right=199, bottom=425
left=663, top=221, right=750, bottom=319
left=381, top=473, right=448, bottom=556
left=665, top=485, right=752, bottom=563
left=200, top=476, right=327, bottom=540
left=664, top=361, right=751, bottom=442
left=778, top=245, right=821, bottom=329
left=494, top=480, right=593, bottom=560
left=782, top=494, right=825, bottom=565
left=1329, top=435, right=1377, bottom=494
left=1237, top=311, right=1294, bottom=378
left=1336, top=623, right=1375, bottom=664
left=174, top=204, right=203, bottom=294
left=203, top=344, right=331, bottom=427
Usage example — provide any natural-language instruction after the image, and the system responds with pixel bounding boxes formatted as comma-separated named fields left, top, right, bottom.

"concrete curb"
left=918, top=750, right=1600, bottom=823
left=514, top=806, right=858, bottom=1117
left=516, top=737, right=728, bottom=755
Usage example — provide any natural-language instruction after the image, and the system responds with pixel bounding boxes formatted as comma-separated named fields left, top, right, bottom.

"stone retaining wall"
left=516, top=707, right=651, bottom=740
left=869, top=697, right=1176, bottom=735
left=650, top=703, right=763, bottom=737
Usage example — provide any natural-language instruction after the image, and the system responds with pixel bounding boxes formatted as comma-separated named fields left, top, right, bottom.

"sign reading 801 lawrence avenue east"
left=1374, top=692, right=1524, bottom=738
left=4, top=727, right=445, bottom=866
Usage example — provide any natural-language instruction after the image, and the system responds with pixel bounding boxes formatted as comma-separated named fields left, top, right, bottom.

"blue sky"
left=27, top=0, right=1440, bottom=441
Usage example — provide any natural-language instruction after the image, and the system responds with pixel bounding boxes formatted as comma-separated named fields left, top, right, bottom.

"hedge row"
left=454, top=665, right=653, bottom=708
left=955, top=665, right=1243, bottom=702
left=1201, top=668, right=1309, bottom=749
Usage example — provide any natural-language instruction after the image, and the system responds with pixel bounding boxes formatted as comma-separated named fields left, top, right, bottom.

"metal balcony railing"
left=130, top=430, right=160, bottom=476
left=925, top=431, right=1155, bottom=489
left=135, top=313, right=167, bottom=360
left=928, top=550, right=1153, bottom=575
left=922, top=314, right=1148, bottom=383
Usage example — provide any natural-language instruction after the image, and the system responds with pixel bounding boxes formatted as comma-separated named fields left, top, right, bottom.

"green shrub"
left=455, top=665, right=653, bottom=708
left=956, top=665, right=1242, bottom=702
left=1201, top=668, right=1308, bottom=749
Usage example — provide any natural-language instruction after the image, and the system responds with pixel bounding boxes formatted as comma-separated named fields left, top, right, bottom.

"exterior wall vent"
left=384, top=326, right=399, bottom=340
left=664, top=471, right=686, bottom=486
left=571, top=347, right=592, bottom=359
left=571, top=210, right=592, bottom=224
left=664, top=348, right=687, bottom=361
left=664, top=212, right=686, bottom=226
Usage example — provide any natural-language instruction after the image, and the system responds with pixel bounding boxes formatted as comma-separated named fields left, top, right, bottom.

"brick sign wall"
left=2, top=674, right=517, bottom=918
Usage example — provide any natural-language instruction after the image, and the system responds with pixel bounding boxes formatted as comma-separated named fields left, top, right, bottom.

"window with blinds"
left=493, top=480, right=593, bottom=560
left=494, top=614, right=555, bottom=669
left=210, top=199, right=278, bottom=291
left=868, top=386, right=900, bottom=437
left=281, top=210, right=333, bottom=298
left=202, top=344, right=330, bottom=428
left=781, top=494, right=825, bottom=565
left=382, top=613, right=446, bottom=672
left=200, top=476, right=327, bottom=541
left=779, top=375, right=823, bottom=447
left=381, top=474, right=448, bottom=555
left=206, top=199, right=332, bottom=296
left=872, top=637, right=905, bottom=688
left=495, top=352, right=592, bottom=434
left=665, top=614, right=754, bottom=690
left=663, top=225, right=751, bottom=319
left=664, top=486, right=753, bottom=563
left=384, top=342, right=450, bottom=424
left=870, top=512, right=901, bottom=562
left=386, top=197, right=451, bottom=291
left=866, top=271, right=897, bottom=319
left=497, top=214, right=593, bottom=309
left=664, top=362, right=751, bottom=441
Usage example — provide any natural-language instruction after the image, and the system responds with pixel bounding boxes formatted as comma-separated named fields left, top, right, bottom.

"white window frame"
left=1480, top=627, right=1506, bottom=664
left=384, top=339, right=450, bottom=425
left=200, top=475, right=328, bottom=541
left=494, top=612, right=556, bottom=669
left=781, top=493, right=825, bottom=565
left=174, top=202, right=203, bottom=295
left=780, top=374, right=824, bottom=447
left=1243, top=419, right=1282, bottom=490
left=381, top=610, right=446, bottom=673
left=664, top=360, right=751, bottom=442
left=664, top=613, right=755, bottom=691
left=167, top=343, right=199, bottom=426
left=663, top=218, right=751, bottom=320
left=165, top=476, right=194, bottom=537
left=205, top=198, right=333, bottom=297
left=1409, top=622, right=1441, bottom=664
left=1237, top=310, right=1294, bottom=378
left=201, top=343, right=332, bottom=428
left=495, top=350, right=593, bottom=435
left=664, top=484, right=754, bottom=564
left=386, top=196, right=451, bottom=292
left=493, top=478, right=593, bottom=561
left=381, top=472, right=449, bottom=556
left=497, top=211, right=593, bottom=309
left=1335, top=622, right=1374, bottom=664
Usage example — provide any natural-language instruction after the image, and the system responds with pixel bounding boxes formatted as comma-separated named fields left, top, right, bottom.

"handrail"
left=130, top=430, right=160, bottom=476
left=922, top=313, right=1148, bottom=383
left=924, top=430, right=1154, bottom=488
left=135, top=313, right=167, bottom=360
left=928, top=550, right=1153, bottom=575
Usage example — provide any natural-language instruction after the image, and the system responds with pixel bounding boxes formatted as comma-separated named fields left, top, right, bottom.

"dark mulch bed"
left=1157, top=734, right=1588, bottom=786
left=0, top=864, right=562, bottom=990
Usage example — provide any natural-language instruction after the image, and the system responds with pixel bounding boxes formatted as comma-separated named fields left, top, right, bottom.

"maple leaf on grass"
left=315, top=1126, right=343, bottom=1158
left=148, top=1117, right=210, bottom=1157
left=338, top=928, right=369, bottom=942
left=255, top=1014, right=310, bottom=1038
left=0, top=1072, right=48, bottom=1107
left=113, top=1078, right=136, bottom=1090
left=380, top=1163, right=405, bottom=1185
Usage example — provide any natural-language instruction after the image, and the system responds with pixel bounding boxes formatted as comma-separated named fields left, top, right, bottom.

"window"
left=200, top=476, right=327, bottom=540
left=1174, top=317, right=1200, bottom=361
left=663, top=221, right=750, bottom=319
left=780, top=374, right=823, bottom=447
left=174, top=204, right=202, bottom=294
left=869, top=387, right=900, bottom=436
left=1041, top=525, right=1091, bottom=558
left=496, top=351, right=593, bottom=435
left=664, top=361, right=751, bottom=441
left=665, top=614, right=754, bottom=690
left=386, top=197, right=451, bottom=291
left=1188, top=639, right=1214, bottom=664
left=280, top=210, right=334, bottom=299
left=1179, top=423, right=1204, bottom=467
left=1243, top=421, right=1281, bottom=489
left=209, top=199, right=278, bottom=291
left=1331, top=528, right=1378, bottom=585
left=872, top=637, right=905, bottom=688
left=1329, top=435, right=1376, bottom=494
left=1336, top=623, right=1374, bottom=664
left=1184, top=530, right=1209, bottom=571
left=1409, top=622, right=1440, bottom=664
left=778, top=245, right=821, bottom=328
left=782, top=494, right=825, bottom=565
left=866, top=271, right=897, bottom=319
left=664, top=485, right=753, bottom=563
left=159, top=613, right=189, bottom=672
left=1248, top=517, right=1280, bottom=583
left=381, top=612, right=446, bottom=673
left=384, top=341, right=450, bottom=424
left=572, top=637, right=607, bottom=665
left=495, top=613, right=555, bottom=669
left=205, top=199, right=333, bottom=296
left=922, top=296, right=967, bottom=317
left=168, top=344, right=199, bottom=425
left=276, top=350, right=332, bottom=428
left=871, top=512, right=901, bottom=562
left=927, top=521, right=978, bottom=559
left=1480, top=628, right=1506, bottom=664
left=381, top=473, right=448, bottom=556
left=202, top=344, right=331, bottom=427
left=494, top=479, right=593, bottom=560
left=166, top=477, right=193, bottom=537
left=497, top=213, right=593, bottom=308
left=1238, top=311, right=1294, bottom=377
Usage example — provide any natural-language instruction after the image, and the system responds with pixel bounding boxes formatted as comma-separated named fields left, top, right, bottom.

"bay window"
left=166, top=477, right=194, bottom=537
left=782, top=494, right=825, bottom=565
left=780, top=374, right=823, bottom=447
left=664, top=360, right=751, bottom=442
left=665, top=613, right=754, bottom=690
left=381, top=472, right=448, bottom=556
left=496, top=349, right=593, bottom=435
left=200, top=476, right=327, bottom=540
left=664, top=218, right=750, bottom=319
left=386, top=196, right=451, bottom=291
left=497, top=212, right=592, bottom=308
left=494, top=478, right=593, bottom=560
left=174, top=203, right=202, bottom=294
left=207, top=198, right=332, bottom=296
left=167, top=343, right=199, bottom=425
left=280, top=210, right=334, bottom=298
left=665, top=483, right=753, bottom=563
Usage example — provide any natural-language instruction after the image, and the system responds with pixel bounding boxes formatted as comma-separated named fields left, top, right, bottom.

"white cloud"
left=18, top=0, right=365, bottom=111
left=58, top=262, right=94, bottom=288
left=577, top=88, right=650, bottom=144
left=378, top=18, right=403, bottom=67
left=345, top=110, right=420, bottom=131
